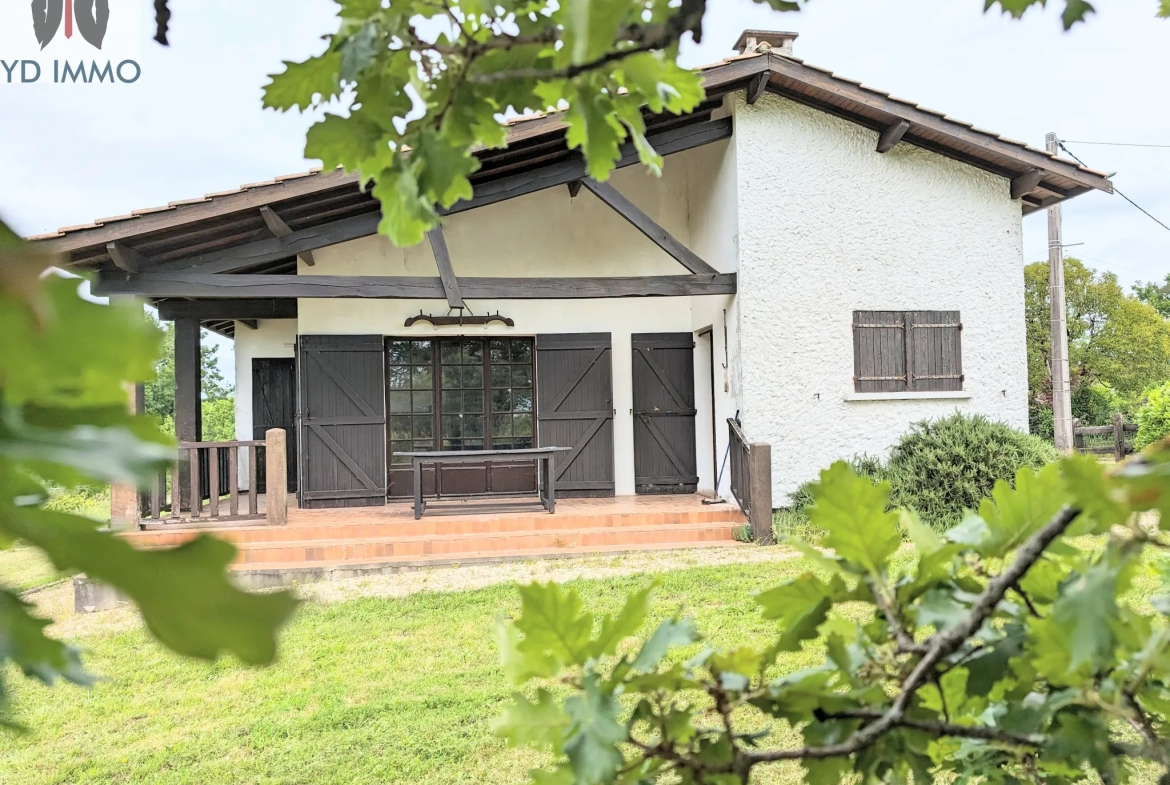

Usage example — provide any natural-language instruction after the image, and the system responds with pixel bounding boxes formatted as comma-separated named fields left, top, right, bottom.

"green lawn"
left=0, top=545, right=65, bottom=593
left=2, top=545, right=1164, bottom=785
left=1, top=559, right=825, bottom=785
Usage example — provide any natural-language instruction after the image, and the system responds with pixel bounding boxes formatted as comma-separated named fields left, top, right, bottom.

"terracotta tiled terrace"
left=122, top=495, right=748, bottom=580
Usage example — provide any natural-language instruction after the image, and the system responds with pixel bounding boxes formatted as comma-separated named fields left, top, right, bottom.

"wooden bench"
left=400, top=447, right=572, bottom=519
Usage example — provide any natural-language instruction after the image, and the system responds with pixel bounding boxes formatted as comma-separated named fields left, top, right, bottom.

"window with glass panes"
left=489, top=339, right=534, bottom=449
left=387, top=340, right=435, bottom=465
left=387, top=337, right=535, bottom=463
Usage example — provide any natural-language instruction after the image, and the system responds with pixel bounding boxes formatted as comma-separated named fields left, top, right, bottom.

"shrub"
left=1135, top=381, right=1170, bottom=449
left=1072, top=381, right=1129, bottom=426
left=885, top=412, right=1057, bottom=528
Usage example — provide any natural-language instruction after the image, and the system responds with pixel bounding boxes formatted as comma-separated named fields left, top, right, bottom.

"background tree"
left=1135, top=273, right=1170, bottom=320
left=144, top=318, right=232, bottom=422
left=1025, top=258, right=1170, bottom=434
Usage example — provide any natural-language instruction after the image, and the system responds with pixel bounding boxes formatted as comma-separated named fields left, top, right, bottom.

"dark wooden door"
left=252, top=357, right=298, bottom=494
left=536, top=333, right=614, bottom=497
left=632, top=333, right=698, bottom=494
left=299, top=335, right=387, bottom=509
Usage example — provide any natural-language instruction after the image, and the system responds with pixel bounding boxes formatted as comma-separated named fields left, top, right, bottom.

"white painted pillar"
left=610, top=330, right=636, bottom=496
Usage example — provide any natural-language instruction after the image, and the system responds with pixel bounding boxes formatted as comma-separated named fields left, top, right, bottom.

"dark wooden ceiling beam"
left=746, top=72, right=769, bottom=105
left=876, top=120, right=910, bottom=153
left=1010, top=168, right=1045, bottom=200
left=259, top=206, right=316, bottom=266
left=580, top=179, right=718, bottom=275
left=154, top=298, right=298, bottom=320
left=97, top=272, right=738, bottom=299
left=106, top=241, right=151, bottom=272
left=426, top=227, right=464, bottom=308
left=151, top=118, right=733, bottom=276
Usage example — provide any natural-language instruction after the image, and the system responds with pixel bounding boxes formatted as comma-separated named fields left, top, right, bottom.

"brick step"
left=125, top=509, right=746, bottom=549
left=231, top=523, right=741, bottom=566
left=229, top=540, right=748, bottom=579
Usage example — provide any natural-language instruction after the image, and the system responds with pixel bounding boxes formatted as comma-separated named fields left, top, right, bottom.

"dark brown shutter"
left=908, top=310, right=963, bottom=392
left=536, top=333, right=615, bottom=497
left=298, top=335, right=387, bottom=509
left=853, top=311, right=907, bottom=392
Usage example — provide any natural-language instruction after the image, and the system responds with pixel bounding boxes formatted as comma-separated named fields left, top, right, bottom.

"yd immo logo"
left=32, top=0, right=110, bottom=51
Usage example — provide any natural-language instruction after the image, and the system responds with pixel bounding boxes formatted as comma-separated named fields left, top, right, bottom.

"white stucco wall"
left=233, top=319, right=297, bottom=489
left=294, top=149, right=739, bottom=496
left=731, top=92, right=1029, bottom=502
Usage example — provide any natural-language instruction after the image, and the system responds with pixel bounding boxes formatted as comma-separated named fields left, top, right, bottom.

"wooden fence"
left=1073, top=413, right=1137, bottom=461
left=727, top=419, right=773, bottom=543
left=140, top=429, right=288, bottom=526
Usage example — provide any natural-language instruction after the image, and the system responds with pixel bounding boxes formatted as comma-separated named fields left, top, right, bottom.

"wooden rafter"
left=106, top=241, right=150, bottom=272
left=96, top=272, right=738, bottom=299
left=580, top=179, right=718, bottom=276
left=259, top=206, right=316, bottom=266
left=427, top=227, right=464, bottom=308
left=1010, top=169, right=1044, bottom=200
left=876, top=120, right=910, bottom=153
left=149, top=118, right=733, bottom=276
left=746, top=72, right=768, bottom=105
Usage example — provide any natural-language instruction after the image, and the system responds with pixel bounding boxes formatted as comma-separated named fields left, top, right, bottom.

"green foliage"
left=1136, top=381, right=1170, bottom=450
left=498, top=447, right=1170, bottom=784
left=200, top=398, right=237, bottom=442
left=780, top=417, right=1054, bottom=532
left=144, top=316, right=232, bottom=421
left=884, top=412, right=1059, bottom=529
left=1134, top=273, right=1170, bottom=319
left=0, top=222, right=296, bottom=725
left=1025, top=259, right=1170, bottom=419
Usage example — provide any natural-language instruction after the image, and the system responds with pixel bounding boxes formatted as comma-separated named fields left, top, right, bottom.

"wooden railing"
left=1073, top=414, right=1137, bottom=461
left=727, top=419, right=773, bottom=543
left=140, top=429, right=288, bottom=526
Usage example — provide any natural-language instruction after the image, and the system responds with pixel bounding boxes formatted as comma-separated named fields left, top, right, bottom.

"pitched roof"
left=32, top=49, right=1110, bottom=255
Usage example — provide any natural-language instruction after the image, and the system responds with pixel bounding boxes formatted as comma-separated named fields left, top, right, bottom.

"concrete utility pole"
left=1046, top=132, right=1074, bottom=452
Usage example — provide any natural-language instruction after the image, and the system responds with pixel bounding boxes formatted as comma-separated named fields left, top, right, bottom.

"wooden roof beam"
left=580, top=179, right=719, bottom=275
left=106, top=241, right=151, bottom=272
left=154, top=298, right=298, bottom=320
left=237, top=319, right=259, bottom=330
left=259, top=206, right=316, bottom=266
left=1010, top=168, right=1045, bottom=200
left=427, top=227, right=464, bottom=309
left=150, top=118, right=733, bottom=276
left=96, top=272, right=738, bottom=299
left=746, top=72, right=769, bottom=105
left=876, top=119, right=910, bottom=153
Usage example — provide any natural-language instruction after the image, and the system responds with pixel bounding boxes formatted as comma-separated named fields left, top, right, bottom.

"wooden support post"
left=1113, top=412, right=1125, bottom=461
left=747, top=442, right=772, bottom=544
left=265, top=428, right=288, bottom=526
left=109, top=295, right=145, bottom=531
left=1047, top=132, right=1074, bottom=453
left=259, top=206, right=315, bottom=266
left=174, top=317, right=201, bottom=510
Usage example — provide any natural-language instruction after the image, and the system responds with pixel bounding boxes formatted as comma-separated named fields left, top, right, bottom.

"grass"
left=1, top=558, right=826, bottom=785
left=0, top=546, right=65, bottom=593
left=2, top=544, right=1165, bottom=784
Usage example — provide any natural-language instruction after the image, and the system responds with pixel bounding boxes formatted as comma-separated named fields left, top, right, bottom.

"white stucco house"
left=38, top=30, right=1112, bottom=515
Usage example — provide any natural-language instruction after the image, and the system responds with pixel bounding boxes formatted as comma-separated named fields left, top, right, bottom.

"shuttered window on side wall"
left=852, top=311, right=963, bottom=393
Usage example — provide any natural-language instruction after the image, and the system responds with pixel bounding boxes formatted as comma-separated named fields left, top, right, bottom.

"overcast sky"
left=2, top=0, right=1168, bottom=383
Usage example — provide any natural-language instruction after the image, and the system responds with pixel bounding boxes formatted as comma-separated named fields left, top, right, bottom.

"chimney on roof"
left=733, top=29, right=798, bottom=56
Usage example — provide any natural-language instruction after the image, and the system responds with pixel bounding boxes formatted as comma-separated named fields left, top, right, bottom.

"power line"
left=1059, top=141, right=1170, bottom=235
left=1060, top=140, right=1170, bottom=149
